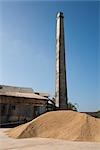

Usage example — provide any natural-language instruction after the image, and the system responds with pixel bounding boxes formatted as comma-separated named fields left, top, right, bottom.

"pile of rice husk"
left=7, top=111, right=100, bottom=142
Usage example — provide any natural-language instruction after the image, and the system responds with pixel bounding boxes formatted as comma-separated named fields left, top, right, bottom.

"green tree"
left=68, top=102, right=78, bottom=111
left=95, top=110, right=100, bottom=118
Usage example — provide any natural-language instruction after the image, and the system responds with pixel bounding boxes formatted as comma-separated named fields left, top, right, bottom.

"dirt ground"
left=0, top=129, right=100, bottom=150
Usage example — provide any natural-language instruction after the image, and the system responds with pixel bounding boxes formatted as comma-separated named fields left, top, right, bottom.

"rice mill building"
left=0, top=85, right=51, bottom=126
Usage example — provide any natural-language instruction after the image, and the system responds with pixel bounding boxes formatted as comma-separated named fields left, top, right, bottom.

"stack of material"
left=7, top=111, right=100, bottom=142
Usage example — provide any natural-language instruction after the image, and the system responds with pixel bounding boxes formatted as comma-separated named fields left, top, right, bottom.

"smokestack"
left=55, top=12, right=68, bottom=109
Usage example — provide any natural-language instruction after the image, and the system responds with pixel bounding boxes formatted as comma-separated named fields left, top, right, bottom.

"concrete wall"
left=0, top=95, right=47, bottom=124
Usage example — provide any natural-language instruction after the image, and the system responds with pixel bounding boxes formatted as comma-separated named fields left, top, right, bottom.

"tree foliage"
left=67, top=102, right=78, bottom=111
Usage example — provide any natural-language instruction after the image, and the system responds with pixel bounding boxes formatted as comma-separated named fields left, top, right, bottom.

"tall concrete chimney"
left=55, top=12, right=68, bottom=109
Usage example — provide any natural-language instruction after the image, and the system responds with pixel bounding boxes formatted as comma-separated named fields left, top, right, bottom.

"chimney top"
left=57, top=12, right=64, bottom=18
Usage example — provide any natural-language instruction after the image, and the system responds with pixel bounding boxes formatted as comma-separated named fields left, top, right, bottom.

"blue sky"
left=0, top=1, right=99, bottom=112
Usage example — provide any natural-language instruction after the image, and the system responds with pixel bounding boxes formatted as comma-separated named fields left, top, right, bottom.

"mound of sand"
left=7, top=111, right=100, bottom=142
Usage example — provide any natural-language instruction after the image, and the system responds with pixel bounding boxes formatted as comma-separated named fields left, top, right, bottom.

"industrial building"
left=0, top=85, right=52, bottom=126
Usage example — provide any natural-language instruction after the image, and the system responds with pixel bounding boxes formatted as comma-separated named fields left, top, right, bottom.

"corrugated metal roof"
left=34, top=92, right=50, bottom=97
left=0, top=92, right=48, bottom=100
left=0, top=85, right=33, bottom=93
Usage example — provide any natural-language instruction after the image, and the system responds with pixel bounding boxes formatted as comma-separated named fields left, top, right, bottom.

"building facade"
left=0, top=85, right=48, bottom=125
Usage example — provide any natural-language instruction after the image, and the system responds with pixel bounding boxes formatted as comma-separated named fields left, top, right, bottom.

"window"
left=12, top=105, right=15, bottom=110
